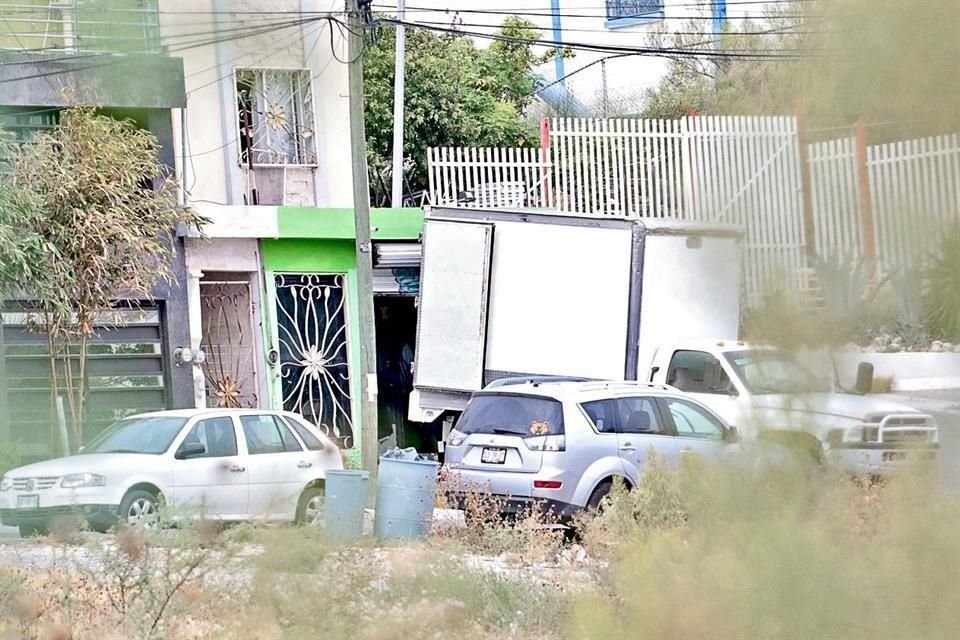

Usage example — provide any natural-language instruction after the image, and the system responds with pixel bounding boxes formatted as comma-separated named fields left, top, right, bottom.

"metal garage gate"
left=0, top=305, right=170, bottom=462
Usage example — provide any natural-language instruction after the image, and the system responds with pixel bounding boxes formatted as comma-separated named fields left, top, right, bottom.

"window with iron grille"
left=236, top=68, right=317, bottom=166
left=605, top=0, right=664, bottom=21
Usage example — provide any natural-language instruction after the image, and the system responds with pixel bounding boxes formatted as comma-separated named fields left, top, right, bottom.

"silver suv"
left=440, top=379, right=742, bottom=519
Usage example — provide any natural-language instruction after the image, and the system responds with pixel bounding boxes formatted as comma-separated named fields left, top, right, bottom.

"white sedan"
left=0, top=409, right=344, bottom=537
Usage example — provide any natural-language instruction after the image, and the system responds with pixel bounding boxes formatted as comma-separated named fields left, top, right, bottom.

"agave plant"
left=923, top=226, right=960, bottom=340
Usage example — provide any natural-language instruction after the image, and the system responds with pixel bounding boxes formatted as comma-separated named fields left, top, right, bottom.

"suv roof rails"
left=574, top=380, right=679, bottom=393
left=484, top=375, right=596, bottom=389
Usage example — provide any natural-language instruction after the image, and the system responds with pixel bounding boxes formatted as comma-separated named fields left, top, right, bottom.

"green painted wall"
left=259, top=238, right=363, bottom=466
left=277, top=207, right=424, bottom=240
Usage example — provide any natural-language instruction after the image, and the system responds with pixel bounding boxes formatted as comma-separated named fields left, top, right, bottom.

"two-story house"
left=162, top=1, right=425, bottom=462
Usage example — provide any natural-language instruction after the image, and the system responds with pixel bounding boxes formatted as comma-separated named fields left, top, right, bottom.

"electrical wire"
left=370, top=2, right=818, bottom=21
left=382, top=17, right=808, bottom=59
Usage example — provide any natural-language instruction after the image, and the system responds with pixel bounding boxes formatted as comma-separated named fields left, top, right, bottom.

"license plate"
left=17, top=495, right=39, bottom=509
left=481, top=447, right=507, bottom=464
left=883, top=451, right=909, bottom=462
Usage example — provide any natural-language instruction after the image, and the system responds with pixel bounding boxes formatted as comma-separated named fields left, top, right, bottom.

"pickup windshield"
left=723, top=350, right=830, bottom=395
left=456, top=394, right=564, bottom=436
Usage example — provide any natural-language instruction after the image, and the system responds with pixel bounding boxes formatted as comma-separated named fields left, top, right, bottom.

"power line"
left=384, top=17, right=815, bottom=37
left=382, top=17, right=808, bottom=59
left=371, top=2, right=818, bottom=21
left=0, top=15, right=335, bottom=86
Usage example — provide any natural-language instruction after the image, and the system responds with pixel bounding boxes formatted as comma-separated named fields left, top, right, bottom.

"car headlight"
left=0, top=476, right=11, bottom=491
left=61, top=473, right=106, bottom=489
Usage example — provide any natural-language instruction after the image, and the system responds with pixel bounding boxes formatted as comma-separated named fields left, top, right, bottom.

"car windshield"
left=455, top=394, right=564, bottom=437
left=81, top=416, right=188, bottom=455
left=724, top=350, right=830, bottom=395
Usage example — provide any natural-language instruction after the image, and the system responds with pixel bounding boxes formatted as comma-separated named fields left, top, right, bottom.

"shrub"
left=923, top=226, right=960, bottom=340
left=571, top=458, right=960, bottom=640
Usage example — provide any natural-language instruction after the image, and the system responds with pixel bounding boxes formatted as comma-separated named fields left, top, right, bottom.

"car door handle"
left=297, top=461, right=313, bottom=469
left=229, top=465, right=246, bottom=473
left=619, top=444, right=636, bottom=452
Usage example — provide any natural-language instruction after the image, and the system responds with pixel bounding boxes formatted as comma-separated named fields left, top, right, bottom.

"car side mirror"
left=724, top=426, right=741, bottom=443
left=176, top=442, right=206, bottom=460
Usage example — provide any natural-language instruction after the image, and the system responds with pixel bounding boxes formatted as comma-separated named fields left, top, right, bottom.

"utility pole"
left=390, top=0, right=406, bottom=207
left=346, top=0, right=379, bottom=476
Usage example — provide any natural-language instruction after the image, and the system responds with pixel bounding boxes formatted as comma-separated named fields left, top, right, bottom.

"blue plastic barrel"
left=324, top=470, right=370, bottom=540
left=373, top=457, right=439, bottom=540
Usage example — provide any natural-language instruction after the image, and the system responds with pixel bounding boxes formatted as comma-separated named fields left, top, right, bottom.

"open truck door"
left=409, top=218, right=494, bottom=423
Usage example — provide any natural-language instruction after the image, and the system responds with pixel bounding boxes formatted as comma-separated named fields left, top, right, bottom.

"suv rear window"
left=456, top=393, right=564, bottom=436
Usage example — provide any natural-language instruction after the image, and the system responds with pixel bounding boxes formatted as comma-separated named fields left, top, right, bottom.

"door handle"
left=297, top=461, right=313, bottom=469
left=229, top=465, right=246, bottom=473
left=619, top=444, right=636, bottom=452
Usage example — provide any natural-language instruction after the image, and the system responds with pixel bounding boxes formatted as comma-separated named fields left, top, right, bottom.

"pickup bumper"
left=826, top=443, right=939, bottom=476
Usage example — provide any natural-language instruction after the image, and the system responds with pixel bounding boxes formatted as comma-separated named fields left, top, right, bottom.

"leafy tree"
left=9, top=107, right=204, bottom=450
left=641, top=0, right=960, bottom=138
left=364, top=17, right=563, bottom=203
left=0, top=136, right=52, bottom=298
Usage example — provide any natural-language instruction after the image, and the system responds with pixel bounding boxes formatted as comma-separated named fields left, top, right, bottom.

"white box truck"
left=408, top=207, right=743, bottom=423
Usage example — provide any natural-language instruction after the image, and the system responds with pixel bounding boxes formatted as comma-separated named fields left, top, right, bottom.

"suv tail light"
left=447, top=429, right=467, bottom=447
left=533, top=480, right=563, bottom=489
left=524, top=435, right=565, bottom=452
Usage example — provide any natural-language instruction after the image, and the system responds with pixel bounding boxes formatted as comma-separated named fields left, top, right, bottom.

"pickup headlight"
left=842, top=426, right=864, bottom=443
left=61, top=473, right=106, bottom=489
left=0, top=476, right=11, bottom=491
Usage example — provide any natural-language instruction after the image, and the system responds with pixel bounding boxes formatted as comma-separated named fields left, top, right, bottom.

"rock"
left=943, top=342, right=954, bottom=352
left=931, top=341, right=944, bottom=353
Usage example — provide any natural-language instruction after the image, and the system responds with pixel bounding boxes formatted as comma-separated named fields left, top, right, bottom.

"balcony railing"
left=0, top=0, right=160, bottom=55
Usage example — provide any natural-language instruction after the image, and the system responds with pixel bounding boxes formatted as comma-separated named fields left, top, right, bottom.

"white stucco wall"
left=161, top=0, right=353, bottom=208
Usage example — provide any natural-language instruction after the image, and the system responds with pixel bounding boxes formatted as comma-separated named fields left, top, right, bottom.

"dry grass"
left=1, top=459, right=957, bottom=640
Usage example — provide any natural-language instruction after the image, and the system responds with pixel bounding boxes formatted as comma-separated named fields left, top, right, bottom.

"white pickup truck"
left=408, top=206, right=939, bottom=475
left=648, top=341, right=939, bottom=475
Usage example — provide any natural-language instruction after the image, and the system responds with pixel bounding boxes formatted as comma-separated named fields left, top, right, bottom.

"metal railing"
left=0, top=0, right=160, bottom=55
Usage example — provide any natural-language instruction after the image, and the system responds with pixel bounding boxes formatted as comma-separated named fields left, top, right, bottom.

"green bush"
left=923, top=227, right=960, bottom=340
left=572, top=459, right=960, bottom=640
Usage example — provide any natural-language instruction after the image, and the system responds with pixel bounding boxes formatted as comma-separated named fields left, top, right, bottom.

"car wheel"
left=18, top=524, right=49, bottom=538
left=296, top=487, right=325, bottom=526
left=587, top=480, right=613, bottom=512
left=119, top=489, right=161, bottom=528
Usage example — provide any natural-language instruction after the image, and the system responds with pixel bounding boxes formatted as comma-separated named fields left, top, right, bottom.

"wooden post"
left=795, top=99, right=816, bottom=261
left=540, top=117, right=552, bottom=206
left=854, top=119, right=877, bottom=267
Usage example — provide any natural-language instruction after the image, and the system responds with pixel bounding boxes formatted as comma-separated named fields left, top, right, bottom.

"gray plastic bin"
left=324, top=470, right=369, bottom=540
left=373, top=457, right=439, bottom=540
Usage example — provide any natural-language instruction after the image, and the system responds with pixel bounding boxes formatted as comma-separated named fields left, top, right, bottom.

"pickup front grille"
left=862, top=414, right=937, bottom=444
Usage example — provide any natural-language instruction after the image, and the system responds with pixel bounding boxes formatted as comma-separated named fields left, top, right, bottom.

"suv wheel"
left=587, top=481, right=613, bottom=512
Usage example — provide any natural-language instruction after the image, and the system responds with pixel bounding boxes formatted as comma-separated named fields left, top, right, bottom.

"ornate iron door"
left=274, top=274, right=353, bottom=449
left=200, top=281, right=259, bottom=408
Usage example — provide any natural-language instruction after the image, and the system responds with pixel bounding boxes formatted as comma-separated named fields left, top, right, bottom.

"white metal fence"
left=427, top=147, right=551, bottom=209
left=427, top=119, right=960, bottom=303
left=869, top=133, right=960, bottom=271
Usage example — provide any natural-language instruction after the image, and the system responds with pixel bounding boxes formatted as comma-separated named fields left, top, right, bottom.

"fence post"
left=540, top=117, right=553, bottom=207
left=854, top=119, right=878, bottom=269
left=795, top=99, right=817, bottom=262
